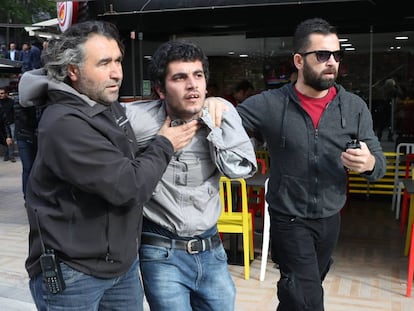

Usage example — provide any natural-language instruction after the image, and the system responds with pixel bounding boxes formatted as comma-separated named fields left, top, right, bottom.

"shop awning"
left=92, top=0, right=408, bottom=39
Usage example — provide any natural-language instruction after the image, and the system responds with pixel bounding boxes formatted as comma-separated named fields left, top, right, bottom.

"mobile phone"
left=40, top=252, right=66, bottom=294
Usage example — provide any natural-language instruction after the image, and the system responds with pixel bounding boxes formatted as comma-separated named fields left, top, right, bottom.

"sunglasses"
left=299, top=50, right=344, bottom=63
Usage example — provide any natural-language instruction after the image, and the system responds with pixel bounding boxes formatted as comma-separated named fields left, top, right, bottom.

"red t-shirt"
left=295, top=86, right=337, bottom=128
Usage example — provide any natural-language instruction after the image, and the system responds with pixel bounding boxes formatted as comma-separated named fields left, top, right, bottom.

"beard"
left=302, top=61, right=337, bottom=91
left=76, top=72, right=121, bottom=106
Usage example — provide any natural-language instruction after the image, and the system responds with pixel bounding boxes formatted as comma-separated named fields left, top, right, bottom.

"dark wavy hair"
left=148, top=40, right=209, bottom=96
left=293, top=18, right=338, bottom=54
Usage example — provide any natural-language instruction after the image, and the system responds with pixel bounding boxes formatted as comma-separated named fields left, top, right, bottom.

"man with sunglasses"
left=235, top=18, right=386, bottom=310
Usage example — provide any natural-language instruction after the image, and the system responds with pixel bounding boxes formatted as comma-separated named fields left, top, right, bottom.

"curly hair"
left=148, top=40, right=209, bottom=96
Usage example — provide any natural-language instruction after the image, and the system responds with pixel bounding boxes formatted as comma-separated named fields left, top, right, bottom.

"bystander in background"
left=6, top=42, right=21, bottom=61
left=0, top=86, right=16, bottom=162
left=223, top=79, right=255, bottom=107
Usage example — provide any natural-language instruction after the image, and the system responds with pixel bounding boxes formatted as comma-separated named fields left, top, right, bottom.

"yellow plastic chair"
left=247, top=150, right=270, bottom=221
left=217, top=176, right=254, bottom=280
left=392, top=143, right=414, bottom=218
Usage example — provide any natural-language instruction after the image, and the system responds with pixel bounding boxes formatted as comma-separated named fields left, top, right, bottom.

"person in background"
left=29, top=39, right=42, bottom=70
left=382, top=77, right=404, bottom=141
left=234, top=18, right=386, bottom=310
left=223, top=79, right=255, bottom=107
left=18, top=20, right=198, bottom=311
left=20, top=43, right=31, bottom=72
left=0, top=86, right=16, bottom=162
left=40, top=40, right=49, bottom=66
left=206, top=81, right=221, bottom=97
left=289, top=70, right=298, bottom=83
left=124, top=40, right=257, bottom=311
left=20, top=41, right=42, bottom=73
left=13, top=92, right=43, bottom=198
left=0, top=44, right=7, bottom=58
left=6, top=42, right=21, bottom=61
left=0, top=106, right=12, bottom=154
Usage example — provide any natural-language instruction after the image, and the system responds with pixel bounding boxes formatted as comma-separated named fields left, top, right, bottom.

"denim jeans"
left=29, top=257, right=144, bottom=311
left=2, top=142, right=15, bottom=159
left=270, top=211, right=341, bottom=311
left=3, top=123, right=16, bottom=158
left=16, top=139, right=36, bottom=197
left=140, top=235, right=236, bottom=311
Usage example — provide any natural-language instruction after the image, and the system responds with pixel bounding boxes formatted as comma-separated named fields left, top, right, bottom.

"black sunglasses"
left=299, top=50, right=344, bottom=63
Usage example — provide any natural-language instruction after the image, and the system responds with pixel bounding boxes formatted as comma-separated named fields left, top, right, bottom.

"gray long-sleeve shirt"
left=125, top=99, right=257, bottom=236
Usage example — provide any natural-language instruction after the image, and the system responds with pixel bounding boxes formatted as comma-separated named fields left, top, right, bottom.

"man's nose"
left=186, top=76, right=198, bottom=89
left=110, top=63, right=123, bottom=79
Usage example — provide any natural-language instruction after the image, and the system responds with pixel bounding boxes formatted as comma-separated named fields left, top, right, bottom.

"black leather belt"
left=141, top=232, right=222, bottom=254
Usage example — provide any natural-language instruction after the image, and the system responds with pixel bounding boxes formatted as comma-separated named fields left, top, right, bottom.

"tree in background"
left=0, top=0, right=56, bottom=59
left=0, top=0, right=55, bottom=25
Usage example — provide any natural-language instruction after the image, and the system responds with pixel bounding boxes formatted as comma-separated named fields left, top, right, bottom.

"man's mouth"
left=186, top=93, right=200, bottom=99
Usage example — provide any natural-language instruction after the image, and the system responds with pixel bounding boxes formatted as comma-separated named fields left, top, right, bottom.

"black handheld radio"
left=346, top=112, right=361, bottom=150
left=35, top=210, right=66, bottom=294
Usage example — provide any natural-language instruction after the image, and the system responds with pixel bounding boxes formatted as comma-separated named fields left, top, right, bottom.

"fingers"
left=204, top=97, right=229, bottom=128
left=171, top=120, right=198, bottom=151
left=158, top=118, right=199, bottom=152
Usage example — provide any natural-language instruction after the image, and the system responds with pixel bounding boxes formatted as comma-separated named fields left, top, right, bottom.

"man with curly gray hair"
left=19, top=20, right=198, bottom=310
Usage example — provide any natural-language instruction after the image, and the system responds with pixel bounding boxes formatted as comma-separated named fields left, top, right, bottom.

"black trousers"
left=270, top=210, right=341, bottom=311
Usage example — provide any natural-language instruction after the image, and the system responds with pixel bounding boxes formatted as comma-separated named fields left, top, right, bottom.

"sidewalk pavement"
left=0, top=157, right=36, bottom=310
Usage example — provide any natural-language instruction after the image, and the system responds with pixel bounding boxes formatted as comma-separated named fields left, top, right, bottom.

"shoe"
left=10, top=158, right=16, bottom=162
left=3, top=156, right=9, bottom=161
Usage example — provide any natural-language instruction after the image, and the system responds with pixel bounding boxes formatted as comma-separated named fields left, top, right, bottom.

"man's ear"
left=155, top=85, right=165, bottom=99
left=293, top=54, right=303, bottom=70
left=67, top=64, right=79, bottom=82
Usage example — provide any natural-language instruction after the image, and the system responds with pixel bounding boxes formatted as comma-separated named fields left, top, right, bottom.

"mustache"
left=322, top=69, right=337, bottom=75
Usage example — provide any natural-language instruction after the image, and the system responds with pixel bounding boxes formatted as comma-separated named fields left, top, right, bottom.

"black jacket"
left=237, top=83, right=386, bottom=218
left=0, top=114, right=11, bottom=146
left=20, top=69, right=174, bottom=279
left=0, top=97, right=15, bottom=125
left=13, top=99, right=42, bottom=144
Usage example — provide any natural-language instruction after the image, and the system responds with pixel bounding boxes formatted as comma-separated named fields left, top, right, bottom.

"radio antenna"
left=356, top=112, right=360, bottom=141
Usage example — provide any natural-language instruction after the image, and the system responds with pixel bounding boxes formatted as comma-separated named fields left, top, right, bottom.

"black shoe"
left=10, top=157, right=16, bottom=162
left=3, top=156, right=9, bottom=161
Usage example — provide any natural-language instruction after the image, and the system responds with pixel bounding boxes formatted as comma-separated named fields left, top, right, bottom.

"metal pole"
left=391, top=97, right=395, bottom=139
left=130, top=31, right=136, bottom=99
left=368, top=25, right=373, bottom=112
left=138, top=32, right=143, bottom=99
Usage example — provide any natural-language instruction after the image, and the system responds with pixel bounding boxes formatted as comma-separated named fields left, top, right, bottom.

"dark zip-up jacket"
left=237, top=83, right=386, bottom=218
left=0, top=114, right=11, bottom=145
left=20, top=69, right=174, bottom=279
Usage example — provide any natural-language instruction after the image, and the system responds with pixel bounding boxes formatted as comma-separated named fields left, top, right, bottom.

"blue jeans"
left=29, top=257, right=144, bottom=311
left=16, top=139, right=36, bottom=197
left=3, top=123, right=16, bottom=158
left=139, top=234, right=236, bottom=311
